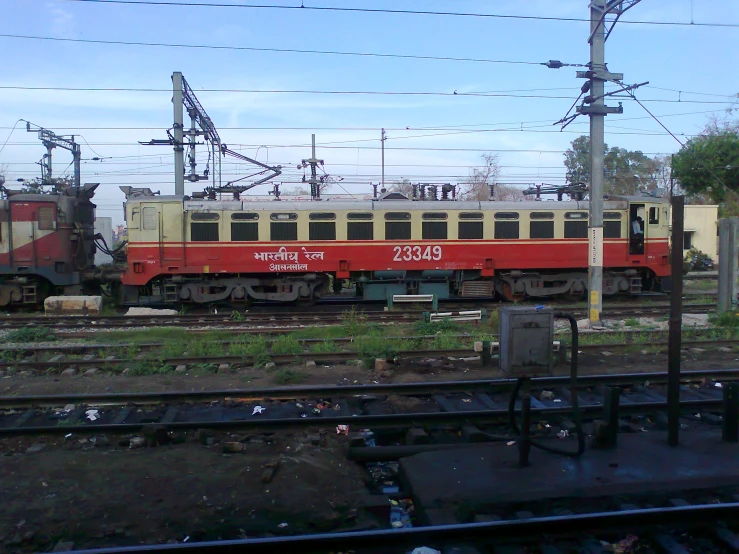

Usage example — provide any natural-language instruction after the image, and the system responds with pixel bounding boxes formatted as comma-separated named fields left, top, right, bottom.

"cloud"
left=46, top=2, right=75, bottom=38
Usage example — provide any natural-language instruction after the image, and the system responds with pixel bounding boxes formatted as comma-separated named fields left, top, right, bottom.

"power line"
left=0, top=85, right=733, bottom=104
left=0, top=33, right=568, bottom=67
left=63, top=0, right=739, bottom=27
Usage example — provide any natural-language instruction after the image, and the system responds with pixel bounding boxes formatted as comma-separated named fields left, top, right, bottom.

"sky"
left=0, top=0, right=737, bottom=225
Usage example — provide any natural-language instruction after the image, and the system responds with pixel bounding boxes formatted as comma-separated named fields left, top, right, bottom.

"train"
left=0, top=181, right=671, bottom=309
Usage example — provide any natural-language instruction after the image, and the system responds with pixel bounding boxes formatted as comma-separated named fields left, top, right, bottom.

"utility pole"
left=172, top=71, right=185, bottom=196
left=301, top=134, right=324, bottom=200
left=381, top=128, right=386, bottom=190
left=576, top=0, right=638, bottom=327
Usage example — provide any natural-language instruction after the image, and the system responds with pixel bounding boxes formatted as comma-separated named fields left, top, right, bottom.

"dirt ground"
left=0, top=430, right=375, bottom=553
left=1, top=348, right=736, bottom=552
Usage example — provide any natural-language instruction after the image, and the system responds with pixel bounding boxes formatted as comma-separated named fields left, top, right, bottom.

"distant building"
left=113, top=224, right=127, bottom=243
left=94, top=217, right=113, bottom=265
left=683, top=205, right=718, bottom=261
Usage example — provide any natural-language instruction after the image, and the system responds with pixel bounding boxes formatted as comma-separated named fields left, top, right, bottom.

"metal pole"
left=588, top=0, right=606, bottom=328
left=172, top=71, right=185, bottom=196
left=311, top=133, right=318, bottom=199
left=381, top=128, right=386, bottom=189
left=719, top=218, right=731, bottom=313
left=72, top=144, right=81, bottom=188
left=668, top=194, right=684, bottom=447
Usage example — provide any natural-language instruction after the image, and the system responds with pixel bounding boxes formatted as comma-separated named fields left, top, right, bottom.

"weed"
left=231, top=310, right=246, bottom=322
left=128, top=358, right=173, bottom=376
left=273, top=368, right=308, bottom=385
left=231, top=335, right=271, bottom=367
left=270, top=334, right=302, bottom=356
left=188, top=339, right=224, bottom=358
left=193, top=362, right=217, bottom=372
left=0, top=349, right=24, bottom=362
left=431, top=332, right=466, bottom=350
left=341, top=308, right=369, bottom=337
left=624, top=318, right=641, bottom=327
left=308, top=340, right=337, bottom=353
left=414, top=319, right=458, bottom=336
left=355, top=335, right=402, bottom=365
left=5, top=327, right=57, bottom=343
left=711, top=311, right=739, bottom=328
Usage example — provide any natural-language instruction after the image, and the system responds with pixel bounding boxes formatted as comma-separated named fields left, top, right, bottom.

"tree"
left=387, top=178, right=413, bottom=198
left=563, top=135, right=663, bottom=196
left=458, top=153, right=522, bottom=202
left=671, top=119, right=739, bottom=205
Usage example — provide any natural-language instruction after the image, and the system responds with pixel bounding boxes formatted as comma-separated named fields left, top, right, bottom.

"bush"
left=711, top=311, right=739, bottom=328
left=5, top=327, right=57, bottom=343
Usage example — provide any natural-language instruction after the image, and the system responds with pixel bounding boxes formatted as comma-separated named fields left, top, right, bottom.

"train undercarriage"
left=121, top=268, right=659, bottom=307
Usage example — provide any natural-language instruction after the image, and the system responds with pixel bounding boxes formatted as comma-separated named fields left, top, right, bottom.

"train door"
left=11, top=202, right=34, bottom=266
left=629, top=203, right=646, bottom=258
left=161, top=202, right=183, bottom=263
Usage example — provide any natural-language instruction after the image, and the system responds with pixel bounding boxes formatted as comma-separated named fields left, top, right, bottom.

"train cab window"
left=458, top=222, right=483, bottom=240
left=309, top=222, right=336, bottom=240
left=38, top=207, right=54, bottom=230
left=385, top=222, right=411, bottom=240
left=142, top=207, right=157, bottom=230
left=348, top=212, right=373, bottom=220
left=649, top=207, right=660, bottom=225
left=604, top=212, right=622, bottom=219
left=564, top=221, right=588, bottom=238
left=271, top=222, right=298, bottom=241
left=348, top=222, right=373, bottom=240
left=191, top=223, right=219, bottom=241
left=494, top=212, right=519, bottom=220
left=309, top=212, right=336, bottom=221
left=232, top=213, right=258, bottom=221
left=604, top=221, right=621, bottom=239
left=495, top=221, right=519, bottom=239
left=231, top=222, right=258, bottom=241
left=530, top=221, right=554, bottom=239
left=422, top=222, right=447, bottom=240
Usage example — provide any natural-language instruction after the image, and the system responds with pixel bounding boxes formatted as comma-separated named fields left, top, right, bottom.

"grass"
left=710, top=311, right=739, bottom=328
left=684, top=279, right=718, bottom=292
left=273, top=368, right=308, bottom=385
left=623, top=318, right=641, bottom=327
left=5, top=327, right=57, bottom=343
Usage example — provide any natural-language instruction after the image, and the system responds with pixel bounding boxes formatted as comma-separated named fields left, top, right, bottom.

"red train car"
left=0, top=184, right=100, bottom=307
left=119, top=188, right=670, bottom=306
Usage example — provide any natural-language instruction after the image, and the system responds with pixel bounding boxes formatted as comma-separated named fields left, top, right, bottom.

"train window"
left=347, top=212, right=373, bottom=220
left=231, top=222, right=258, bottom=241
left=604, top=212, right=622, bottom=219
left=564, top=220, right=588, bottom=238
left=385, top=222, right=411, bottom=240
left=38, top=207, right=54, bottom=230
left=232, top=213, right=258, bottom=221
left=309, top=222, right=336, bottom=240
left=142, top=207, right=157, bottom=230
left=191, top=223, right=219, bottom=242
left=494, top=212, right=519, bottom=220
left=422, top=212, right=447, bottom=220
left=459, top=212, right=483, bottom=220
left=422, top=222, right=447, bottom=240
left=270, top=222, right=298, bottom=241
left=530, top=221, right=554, bottom=239
left=191, top=212, right=219, bottom=221
left=458, top=221, right=483, bottom=240
left=270, top=213, right=297, bottom=221
left=348, top=222, right=373, bottom=240
left=385, top=212, right=411, bottom=221
left=604, top=221, right=621, bottom=239
left=649, top=207, right=660, bottom=225
left=495, top=221, right=519, bottom=239
left=309, top=212, right=336, bottom=221
left=565, top=212, right=588, bottom=220
left=530, top=212, right=554, bottom=220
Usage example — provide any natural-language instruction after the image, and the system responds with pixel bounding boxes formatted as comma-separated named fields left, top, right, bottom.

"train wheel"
left=500, top=281, right=525, bottom=302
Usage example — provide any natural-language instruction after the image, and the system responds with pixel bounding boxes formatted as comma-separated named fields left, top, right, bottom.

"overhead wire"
left=62, top=0, right=739, bottom=27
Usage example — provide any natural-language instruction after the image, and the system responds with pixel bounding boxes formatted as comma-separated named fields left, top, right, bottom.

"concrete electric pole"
left=301, top=134, right=324, bottom=200
left=381, top=128, right=386, bottom=190
left=576, top=0, right=639, bottom=326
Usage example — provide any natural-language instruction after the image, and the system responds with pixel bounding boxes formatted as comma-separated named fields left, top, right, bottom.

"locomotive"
left=118, top=186, right=670, bottom=306
left=0, top=180, right=102, bottom=307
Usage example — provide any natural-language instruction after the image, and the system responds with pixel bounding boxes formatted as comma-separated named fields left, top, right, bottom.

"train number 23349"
left=392, top=245, right=443, bottom=262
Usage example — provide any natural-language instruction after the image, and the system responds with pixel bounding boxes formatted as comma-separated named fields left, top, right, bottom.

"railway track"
left=0, top=338, right=734, bottom=374
left=0, top=368, right=733, bottom=436
left=0, top=302, right=716, bottom=332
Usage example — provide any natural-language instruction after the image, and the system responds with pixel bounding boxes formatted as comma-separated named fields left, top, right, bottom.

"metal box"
left=498, top=306, right=554, bottom=377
